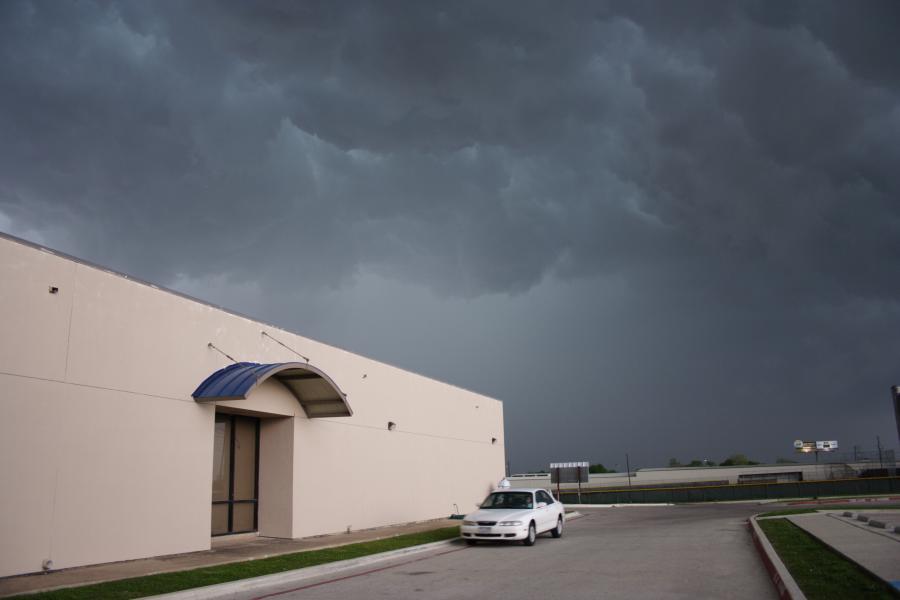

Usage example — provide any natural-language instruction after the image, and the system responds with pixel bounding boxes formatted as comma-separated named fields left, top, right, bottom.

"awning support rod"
left=261, top=331, right=310, bottom=362
left=207, top=342, right=237, bottom=363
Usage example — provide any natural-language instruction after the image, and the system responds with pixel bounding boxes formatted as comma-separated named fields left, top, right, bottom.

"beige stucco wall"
left=0, top=235, right=505, bottom=577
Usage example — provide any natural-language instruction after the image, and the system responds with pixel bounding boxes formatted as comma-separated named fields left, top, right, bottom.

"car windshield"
left=480, top=492, right=533, bottom=509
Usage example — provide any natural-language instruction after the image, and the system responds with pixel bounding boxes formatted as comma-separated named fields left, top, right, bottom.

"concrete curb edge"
left=748, top=516, right=807, bottom=600
left=146, top=539, right=458, bottom=600
left=563, top=503, right=673, bottom=508
left=147, top=514, right=589, bottom=600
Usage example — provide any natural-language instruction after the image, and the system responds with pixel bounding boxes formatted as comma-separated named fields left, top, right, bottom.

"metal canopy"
left=192, top=362, right=352, bottom=418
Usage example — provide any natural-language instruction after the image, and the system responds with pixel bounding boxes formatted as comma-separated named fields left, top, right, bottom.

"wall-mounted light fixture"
left=387, top=421, right=397, bottom=431
left=491, top=437, right=497, bottom=445
left=48, top=286, right=59, bottom=294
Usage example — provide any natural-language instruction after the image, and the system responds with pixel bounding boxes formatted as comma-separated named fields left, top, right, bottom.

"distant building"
left=510, top=460, right=898, bottom=492
left=0, top=233, right=505, bottom=577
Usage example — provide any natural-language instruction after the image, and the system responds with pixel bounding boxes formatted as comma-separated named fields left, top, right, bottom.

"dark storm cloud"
left=1, top=0, right=898, bottom=469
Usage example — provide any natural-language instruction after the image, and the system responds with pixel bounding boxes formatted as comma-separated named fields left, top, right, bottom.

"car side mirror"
left=537, top=502, right=547, bottom=509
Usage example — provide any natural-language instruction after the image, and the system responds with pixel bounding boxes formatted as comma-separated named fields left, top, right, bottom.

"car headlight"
left=498, top=520, right=523, bottom=526
left=462, top=520, right=477, bottom=526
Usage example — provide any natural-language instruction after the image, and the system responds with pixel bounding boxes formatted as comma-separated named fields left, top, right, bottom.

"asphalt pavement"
left=220, top=503, right=776, bottom=600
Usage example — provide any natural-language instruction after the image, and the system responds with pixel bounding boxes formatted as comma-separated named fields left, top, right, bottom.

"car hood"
left=465, top=508, right=533, bottom=522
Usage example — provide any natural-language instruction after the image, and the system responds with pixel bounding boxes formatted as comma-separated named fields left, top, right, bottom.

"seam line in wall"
left=62, top=265, right=78, bottom=381
left=0, top=371, right=499, bottom=443
left=0, top=369, right=194, bottom=403
left=309, top=418, right=496, bottom=445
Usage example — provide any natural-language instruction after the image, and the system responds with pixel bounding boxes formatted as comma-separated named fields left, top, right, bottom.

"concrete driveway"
left=229, top=503, right=776, bottom=600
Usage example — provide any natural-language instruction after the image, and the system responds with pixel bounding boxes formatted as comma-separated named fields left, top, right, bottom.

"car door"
left=536, top=490, right=554, bottom=531
left=546, top=490, right=563, bottom=524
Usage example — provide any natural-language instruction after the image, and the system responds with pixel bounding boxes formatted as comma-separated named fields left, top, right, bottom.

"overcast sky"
left=2, top=0, right=899, bottom=472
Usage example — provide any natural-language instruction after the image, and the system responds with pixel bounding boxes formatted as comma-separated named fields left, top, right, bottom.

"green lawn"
left=758, top=519, right=898, bottom=599
left=15, top=526, right=460, bottom=600
left=757, top=508, right=820, bottom=518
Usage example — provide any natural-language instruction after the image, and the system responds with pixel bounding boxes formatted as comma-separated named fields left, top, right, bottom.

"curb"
left=748, top=516, right=806, bottom=600
left=146, top=539, right=458, bottom=600
left=827, top=511, right=900, bottom=542
left=787, top=495, right=900, bottom=506
left=146, top=515, right=589, bottom=600
left=563, top=503, right=673, bottom=508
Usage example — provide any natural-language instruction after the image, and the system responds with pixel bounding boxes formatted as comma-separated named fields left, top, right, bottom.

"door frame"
left=212, top=413, right=261, bottom=536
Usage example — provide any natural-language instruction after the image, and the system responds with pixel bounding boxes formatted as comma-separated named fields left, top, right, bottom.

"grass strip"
left=758, top=518, right=898, bottom=599
left=15, top=526, right=460, bottom=600
left=757, top=508, right=820, bottom=518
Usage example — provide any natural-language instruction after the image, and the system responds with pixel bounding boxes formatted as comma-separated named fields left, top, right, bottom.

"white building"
left=0, top=233, right=505, bottom=577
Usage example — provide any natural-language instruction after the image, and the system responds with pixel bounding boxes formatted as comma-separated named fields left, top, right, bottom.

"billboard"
left=550, top=461, right=589, bottom=484
left=794, top=440, right=838, bottom=453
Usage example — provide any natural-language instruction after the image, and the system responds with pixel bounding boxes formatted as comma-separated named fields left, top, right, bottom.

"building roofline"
left=0, top=230, right=503, bottom=406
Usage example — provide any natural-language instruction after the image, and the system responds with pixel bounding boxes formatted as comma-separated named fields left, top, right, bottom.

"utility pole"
left=625, top=453, right=632, bottom=489
left=892, top=386, right=900, bottom=448
left=877, top=436, right=883, bottom=469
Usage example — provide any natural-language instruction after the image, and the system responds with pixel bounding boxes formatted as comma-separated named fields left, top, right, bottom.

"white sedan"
left=460, top=488, right=565, bottom=546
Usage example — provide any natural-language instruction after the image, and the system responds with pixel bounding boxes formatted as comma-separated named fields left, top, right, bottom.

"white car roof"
left=491, top=488, right=546, bottom=493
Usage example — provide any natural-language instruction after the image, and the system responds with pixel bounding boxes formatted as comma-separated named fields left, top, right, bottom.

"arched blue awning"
left=192, top=362, right=352, bottom=418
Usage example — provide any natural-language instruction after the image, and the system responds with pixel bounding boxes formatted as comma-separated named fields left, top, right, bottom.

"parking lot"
left=233, top=503, right=776, bottom=600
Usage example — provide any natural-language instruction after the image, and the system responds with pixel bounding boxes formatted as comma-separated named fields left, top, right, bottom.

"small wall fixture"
left=48, top=286, right=59, bottom=294
left=491, top=437, right=497, bottom=445
left=387, top=421, right=397, bottom=431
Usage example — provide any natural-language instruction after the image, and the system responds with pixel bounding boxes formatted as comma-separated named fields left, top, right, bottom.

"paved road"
left=236, top=503, right=777, bottom=600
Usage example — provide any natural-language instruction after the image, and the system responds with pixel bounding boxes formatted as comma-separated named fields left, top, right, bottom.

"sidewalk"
left=787, top=510, right=900, bottom=591
left=0, top=518, right=458, bottom=598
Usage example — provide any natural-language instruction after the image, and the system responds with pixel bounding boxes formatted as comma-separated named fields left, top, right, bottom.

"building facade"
left=0, top=233, right=505, bottom=577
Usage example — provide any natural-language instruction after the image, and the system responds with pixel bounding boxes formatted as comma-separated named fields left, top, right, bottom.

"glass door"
left=211, top=413, right=260, bottom=536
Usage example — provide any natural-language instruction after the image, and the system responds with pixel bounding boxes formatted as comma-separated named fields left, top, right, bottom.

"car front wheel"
left=523, top=522, right=536, bottom=546
left=551, top=516, right=563, bottom=538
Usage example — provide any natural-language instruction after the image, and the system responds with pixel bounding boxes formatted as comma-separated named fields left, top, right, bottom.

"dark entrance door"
left=211, top=413, right=260, bottom=535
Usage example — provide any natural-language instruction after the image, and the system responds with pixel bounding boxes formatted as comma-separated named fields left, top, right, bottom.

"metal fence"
left=559, top=476, right=900, bottom=504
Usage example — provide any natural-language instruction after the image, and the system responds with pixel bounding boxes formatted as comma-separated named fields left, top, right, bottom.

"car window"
left=480, top=492, right=534, bottom=509
left=537, top=491, right=553, bottom=504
